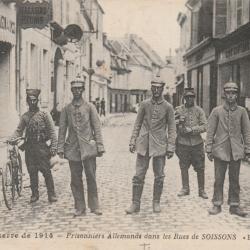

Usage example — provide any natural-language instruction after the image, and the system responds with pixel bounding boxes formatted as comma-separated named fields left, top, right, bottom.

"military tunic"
left=12, top=108, right=57, bottom=197
left=175, top=105, right=207, bottom=171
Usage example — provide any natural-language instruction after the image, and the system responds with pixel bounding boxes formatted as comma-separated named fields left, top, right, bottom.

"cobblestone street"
left=0, top=113, right=250, bottom=234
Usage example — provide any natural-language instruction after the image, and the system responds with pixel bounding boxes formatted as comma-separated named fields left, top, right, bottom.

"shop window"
left=110, top=93, right=112, bottom=113
left=197, top=68, right=203, bottom=107
left=115, top=94, right=118, bottom=112
left=237, top=0, right=243, bottom=27
left=124, top=95, right=127, bottom=112
left=30, top=43, right=38, bottom=88
left=214, top=0, right=227, bottom=37
left=136, top=94, right=139, bottom=104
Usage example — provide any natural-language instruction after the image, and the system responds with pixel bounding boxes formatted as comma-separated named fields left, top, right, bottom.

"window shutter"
left=214, top=0, right=227, bottom=37
left=191, top=11, right=199, bottom=46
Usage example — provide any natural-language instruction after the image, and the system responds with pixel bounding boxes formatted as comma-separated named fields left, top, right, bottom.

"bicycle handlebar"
left=0, top=137, right=24, bottom=144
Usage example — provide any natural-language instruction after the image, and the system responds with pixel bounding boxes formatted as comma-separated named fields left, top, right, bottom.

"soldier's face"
left=27, top=96, right=38, bottom=109
left=151, top=85, right=163, bottom=98
left=71, top=87, right=84, bottom=99
left=184, top=96, right=195, bottom=107
left=224, top=90, right=237, bottom=104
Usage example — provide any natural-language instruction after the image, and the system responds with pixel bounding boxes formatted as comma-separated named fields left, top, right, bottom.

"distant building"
left=105, top=34, right=164, bottom=113
left=124, top=34, right=164, bottom=108
left=161, top=54, right=175, bottom=105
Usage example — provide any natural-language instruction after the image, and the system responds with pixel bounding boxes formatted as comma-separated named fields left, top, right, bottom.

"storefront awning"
left=0, top=28, right=15, bottom=45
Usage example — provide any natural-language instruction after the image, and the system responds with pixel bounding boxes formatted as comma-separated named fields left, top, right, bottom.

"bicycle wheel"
left=15, top=153, right=23, bottom=196
left=2, top=162, right=14, bottom=210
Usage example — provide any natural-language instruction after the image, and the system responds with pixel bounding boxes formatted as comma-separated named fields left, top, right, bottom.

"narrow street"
left=0, top=113, right=250, bottom=234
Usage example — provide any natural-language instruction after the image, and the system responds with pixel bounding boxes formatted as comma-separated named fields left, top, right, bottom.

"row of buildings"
left=0, top=0, right=172, bottom=138
left=174, top=0, right=250, bottom=116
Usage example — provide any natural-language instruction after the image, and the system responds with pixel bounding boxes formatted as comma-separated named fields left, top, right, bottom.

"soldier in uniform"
left=125, top=77, right=176, bottom=214
left=175, top=88, right=208, bottom=199
left=12, top=89, right=57, bottom=203
left=206, top=82, right=250, bottom=217
left=57, top=77, right=105, bottom=217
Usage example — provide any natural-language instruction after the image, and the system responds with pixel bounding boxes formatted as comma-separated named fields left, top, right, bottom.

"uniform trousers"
left=69, top=158, right=99, bottom=212
left=212, top=157, right=241, bottom=206
left=132, top=153, right=166, bottom=186
left=25, top=142, right=55, bottom=197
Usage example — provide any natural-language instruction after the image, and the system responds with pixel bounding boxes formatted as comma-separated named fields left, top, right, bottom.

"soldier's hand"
left=166, top=151, right=174, bottom=159
left=184, top=127, right=192, bottom=134
left=58, top=152, right=64, bottom=159
left=207, top=152, right=214, bottom=162
left=244, top=153, right=250, bottom=162
left=97, top=151, right=103, bottom=157
left=129, top=144, right=136, bottom=153
left=50, top=149, right=56, bottom=157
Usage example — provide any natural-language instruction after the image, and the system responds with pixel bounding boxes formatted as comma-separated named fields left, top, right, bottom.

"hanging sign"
left=19, top=0, right=52, bottom=29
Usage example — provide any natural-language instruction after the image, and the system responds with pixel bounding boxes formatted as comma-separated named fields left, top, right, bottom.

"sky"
left=99, top=0, right=187, bottom=60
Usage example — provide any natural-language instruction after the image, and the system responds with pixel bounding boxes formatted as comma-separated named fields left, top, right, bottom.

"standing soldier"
left=125, top=77, right=176, bottom=214
left=12, top=89, right=57, bottom=203
left=175, top=88, right=208, bottom=199
left=206, top=82, right=250, bottom=217
left=57, top=77, right=105, bottom=217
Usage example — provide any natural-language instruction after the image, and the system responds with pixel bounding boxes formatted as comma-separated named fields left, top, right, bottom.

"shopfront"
left=185, top=39, right=217, bottom=116
left=217, top=37, right=250, bottom=108
left=0, top=2, right=18, bottom=138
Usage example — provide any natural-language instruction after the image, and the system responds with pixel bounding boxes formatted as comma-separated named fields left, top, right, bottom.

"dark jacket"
left=175, top=105, right=207, bottom=146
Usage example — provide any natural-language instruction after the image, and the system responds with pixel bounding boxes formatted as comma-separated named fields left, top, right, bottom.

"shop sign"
left=19, top=1, right=52, bottom=29
left=220, top=40, right=250, bottom=61
left=0, top=15, right=15, bottom=34
left=0, top=5, right=16, bottom=45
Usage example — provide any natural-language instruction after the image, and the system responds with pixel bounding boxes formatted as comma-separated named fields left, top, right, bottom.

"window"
left=30, top=44, right=38, bottom=88
left=237, top=0, right=243, bottom=27
left=66, top=1, right=70, bottom=24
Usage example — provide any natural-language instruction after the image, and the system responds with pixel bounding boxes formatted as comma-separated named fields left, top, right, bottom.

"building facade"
left=0, top=1, right=19, bottom=138
left=174, top=11, right=191, bottom=107
left=184, top=0, right=217, bottom=116
left=215, top=0, right=250, bottom=109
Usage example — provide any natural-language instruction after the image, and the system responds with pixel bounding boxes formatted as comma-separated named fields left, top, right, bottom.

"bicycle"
left=0, top=137, right=24, bottom=210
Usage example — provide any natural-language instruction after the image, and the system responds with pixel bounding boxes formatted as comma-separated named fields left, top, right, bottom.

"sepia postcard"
left=0, top=0, right=250, bottom=249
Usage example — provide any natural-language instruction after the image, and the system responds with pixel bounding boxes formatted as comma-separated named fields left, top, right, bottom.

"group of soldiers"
left=126, top=78, right=250, bottom=218
left=11, top=74, right=250, bottom=218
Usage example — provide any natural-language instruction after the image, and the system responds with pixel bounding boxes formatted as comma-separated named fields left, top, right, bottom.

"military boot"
left=208, top=205, right=221, bottom=215
left=44, top=172, right=57, bottom=203
left=30, top=172, right=39, bottom=203
left=153, top=180, right=163, bottom=213
left=177, top=169, right=190, bottom=197
left=197, top=170, right=208, bottom=199
left=229, top=206, right=248, bottom=217
left=125, top=184, right=143, bottom=214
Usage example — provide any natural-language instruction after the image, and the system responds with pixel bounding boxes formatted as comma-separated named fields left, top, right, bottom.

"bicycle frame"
left=0, top=137, right=24, bottom=210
